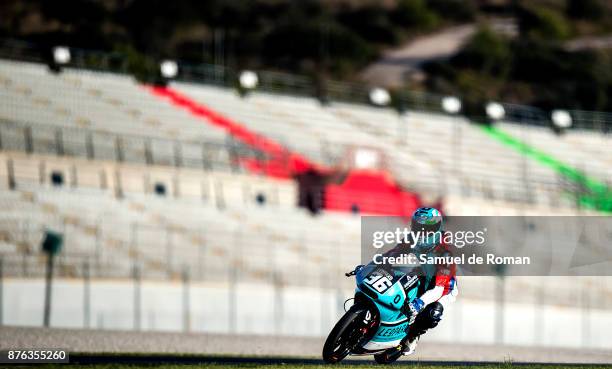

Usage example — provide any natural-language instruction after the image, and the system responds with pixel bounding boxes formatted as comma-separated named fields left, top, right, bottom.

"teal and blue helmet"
left=411, top=207, right=443, bottom=253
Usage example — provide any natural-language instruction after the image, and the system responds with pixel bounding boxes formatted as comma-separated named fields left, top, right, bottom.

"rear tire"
left=322, top=307, right=367, bottom=364
left=374, top=347, right=403, bottom=364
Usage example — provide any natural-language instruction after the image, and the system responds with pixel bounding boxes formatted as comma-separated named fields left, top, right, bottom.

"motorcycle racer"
left=343, top=207, right=458, bottom=363
left=392, top=207, right=458, bottom=356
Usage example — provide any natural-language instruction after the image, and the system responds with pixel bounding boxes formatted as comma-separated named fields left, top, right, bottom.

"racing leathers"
left=407, top=242, right=458, bottom=338
left=388, top=239, right=459, bottom=353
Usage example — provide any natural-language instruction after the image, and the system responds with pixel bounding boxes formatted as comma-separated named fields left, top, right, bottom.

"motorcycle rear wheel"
left=322, top=307, right=367, bottom=364
left=374, top=347, right=403, bottom=364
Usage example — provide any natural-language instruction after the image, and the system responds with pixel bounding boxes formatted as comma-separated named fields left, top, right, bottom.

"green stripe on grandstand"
left=479, top=125, right=612, bottom=213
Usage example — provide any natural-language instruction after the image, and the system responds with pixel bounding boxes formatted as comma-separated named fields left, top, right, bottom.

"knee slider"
left=427, top=301, right=444, bottom=327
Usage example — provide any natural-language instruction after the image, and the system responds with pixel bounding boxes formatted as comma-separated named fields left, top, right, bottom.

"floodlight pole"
left=442, top=97, right=462, bottom=177
left=229, top=266, right=237, bottom=333
left=494, top=264, right=506, bottom=345
left=83, top=260, right=91, bottom=329
left=495, top=274, right=505, bottom=344
left=452, top=115, right=461, bottom=176
left=516, top=110, right=532, bottom=203
left=133, top=263, right=141, bottom=331
left=274, top=271, right=283, bottom=335
left=397, top=111, right=407, bottom=146
left=182, top=267, right=190, bottom=333
left=43, top=252, right=55, bottom=327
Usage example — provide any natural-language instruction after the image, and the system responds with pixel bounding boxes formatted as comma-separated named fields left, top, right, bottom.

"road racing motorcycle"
left=322, top=263, right=421, bottom=364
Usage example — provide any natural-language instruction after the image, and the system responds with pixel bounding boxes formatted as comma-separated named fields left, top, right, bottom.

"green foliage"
left=426, top=25, right=612, bottom=112
left=1, top=0, right=481, bottom=80
left=423, top=0, right=612, bottom=111
left=518, top=4, right=572, bottom=41
left=451, top=27, right=511, bottom=77
left=510, top=42, right=612, bottom=110
left=8, top=0, right=612, bottom=112
left=39, top=0, right=105, bottom=25
left=338, top=5, right=400, bottom=45
left=391, top=0, right=440, bottom=31
left=262, top=19, right=375, bottom=77
left=428, top=0, right=477, bottom=22
left=113, top=44, right=159, bottom=83
left=567, top=0, right=605, bottom=20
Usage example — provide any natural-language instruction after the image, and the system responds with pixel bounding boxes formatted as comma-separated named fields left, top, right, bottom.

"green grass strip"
left=479, top=125, right=612, bottom=213
left=34, top=364, right=612, bottom=369
left=35, top=364, right=612, bottom=369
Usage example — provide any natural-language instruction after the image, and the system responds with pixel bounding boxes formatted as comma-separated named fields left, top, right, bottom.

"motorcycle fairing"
left=354, top=264, right=421, bottom=350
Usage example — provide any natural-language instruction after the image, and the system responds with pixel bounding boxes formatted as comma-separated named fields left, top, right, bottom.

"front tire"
left=322, top=307, right=368, bottom=364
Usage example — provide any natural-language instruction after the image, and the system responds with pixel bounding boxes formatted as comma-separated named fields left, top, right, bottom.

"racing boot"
left=403, top=336, right=419, bottom=356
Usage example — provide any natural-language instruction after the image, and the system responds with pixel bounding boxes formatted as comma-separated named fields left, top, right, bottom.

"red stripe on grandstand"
left=148, top=85, right=317, bottom=178
left=148, top=85, right=422, bottom=216
left=325, top=170, right=421, bottom=216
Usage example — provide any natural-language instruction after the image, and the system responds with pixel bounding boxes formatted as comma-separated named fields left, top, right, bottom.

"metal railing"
left=0, top=119, right=265, bottom=173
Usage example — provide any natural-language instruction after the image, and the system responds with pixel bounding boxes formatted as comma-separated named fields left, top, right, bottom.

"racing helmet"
left=410, top=207, right=443, bottom=253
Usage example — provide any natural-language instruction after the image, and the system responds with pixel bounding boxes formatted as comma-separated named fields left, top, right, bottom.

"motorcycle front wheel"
left=322, top=307, right=368, bottom=364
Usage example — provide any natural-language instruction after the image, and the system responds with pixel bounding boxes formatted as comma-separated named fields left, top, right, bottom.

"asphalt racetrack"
left=67, top=354, right=612, bottom=367
left=3, top=327, right=612, bottom=366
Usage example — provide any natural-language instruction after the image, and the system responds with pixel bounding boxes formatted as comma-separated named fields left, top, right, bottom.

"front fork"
left=349, top=293, right=381, bottom=354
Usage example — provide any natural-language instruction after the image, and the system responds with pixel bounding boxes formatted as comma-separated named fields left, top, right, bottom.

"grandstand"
left=171, top=82, right=564, bottom=203
left=1, top=46, right=611, bottom=350
left=3, top=58, right=609, bottom=210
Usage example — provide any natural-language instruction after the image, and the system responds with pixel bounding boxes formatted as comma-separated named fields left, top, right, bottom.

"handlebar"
left=345, top=265, right=364, bottom=277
